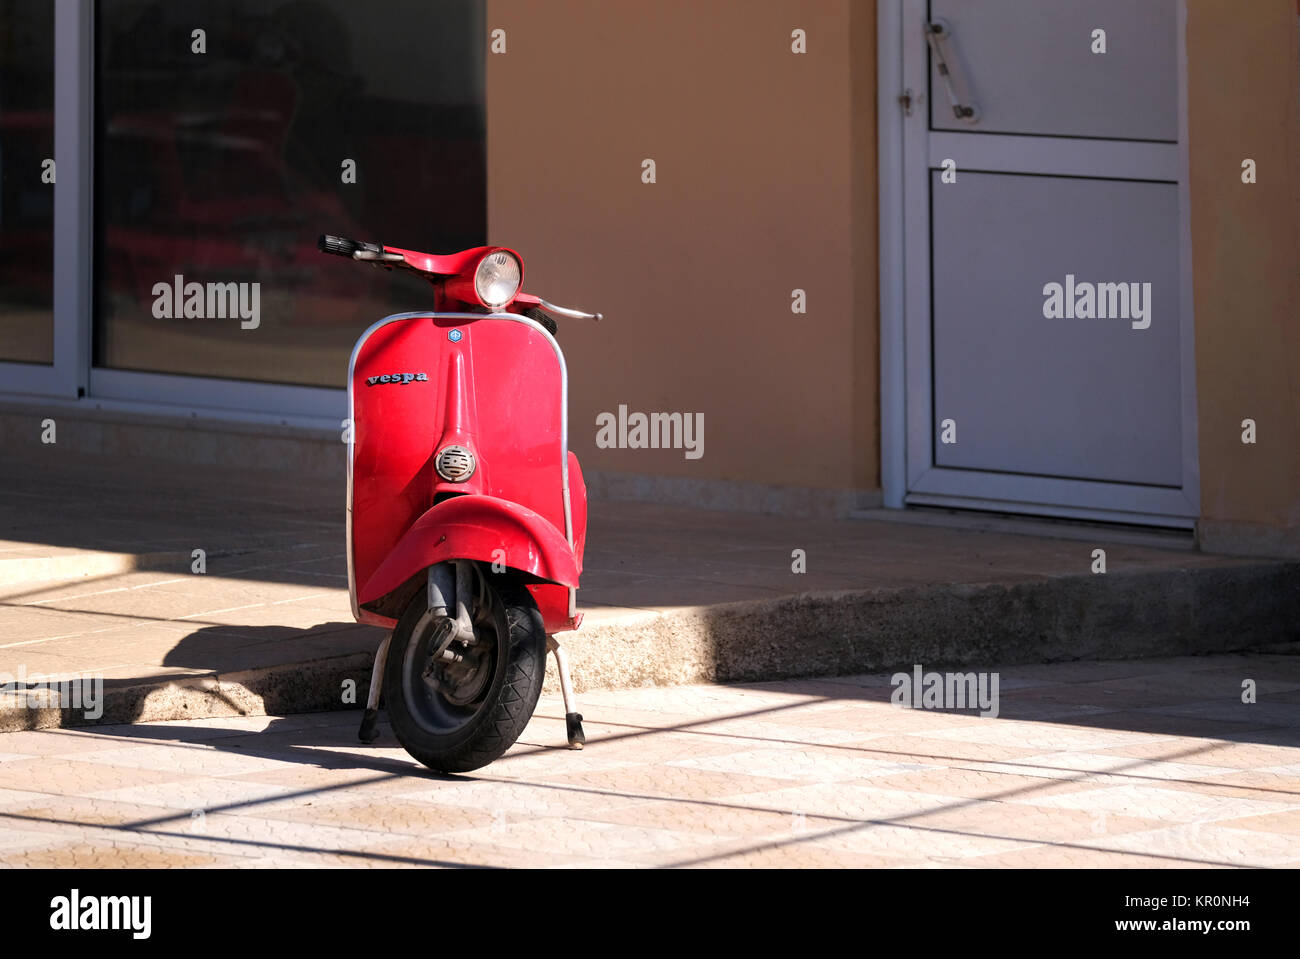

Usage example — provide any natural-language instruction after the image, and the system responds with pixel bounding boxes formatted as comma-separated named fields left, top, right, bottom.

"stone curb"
left=0, top=551, right=188, bottom=588
left=0, top=654, right=374, bottom=733
left=5, top=561, right=1297, bottom=731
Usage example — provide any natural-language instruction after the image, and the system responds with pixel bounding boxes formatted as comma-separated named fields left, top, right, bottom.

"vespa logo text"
left=152, top=274, right=260, bottom=330
left=366, top=372, right=428, bottom=386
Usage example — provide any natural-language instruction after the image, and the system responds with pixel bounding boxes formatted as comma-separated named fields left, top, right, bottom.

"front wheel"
left=385, top=572, right=546, bottom=773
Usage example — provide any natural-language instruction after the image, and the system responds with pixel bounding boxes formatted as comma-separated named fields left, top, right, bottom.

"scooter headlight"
left=474, top=250, right=522, bottom=309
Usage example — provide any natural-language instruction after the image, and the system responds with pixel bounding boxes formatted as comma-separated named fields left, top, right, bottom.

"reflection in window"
left=95, top=0, right=485, bottom=387
left=0, top=0, right=55, bottom=365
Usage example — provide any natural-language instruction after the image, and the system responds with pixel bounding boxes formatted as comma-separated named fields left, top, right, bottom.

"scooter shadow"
left=87, top=623, right=485, bottom=782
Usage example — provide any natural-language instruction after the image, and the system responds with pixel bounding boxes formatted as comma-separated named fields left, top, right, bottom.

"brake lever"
left=538, top=298, right=603, bottom=322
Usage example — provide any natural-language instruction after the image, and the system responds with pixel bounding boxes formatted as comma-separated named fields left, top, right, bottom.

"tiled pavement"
left=1, top=651, right=1297, bottom=868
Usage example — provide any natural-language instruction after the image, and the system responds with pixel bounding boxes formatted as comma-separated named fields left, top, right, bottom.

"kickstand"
left=547, top=635, right=585, bottom=749
left=359, top=633, right=391, bottom=743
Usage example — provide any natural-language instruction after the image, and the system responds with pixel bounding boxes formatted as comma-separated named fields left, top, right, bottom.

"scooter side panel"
left=567, top=451, right=587, bottom=571
left=529, top=584, right=578, bottom=634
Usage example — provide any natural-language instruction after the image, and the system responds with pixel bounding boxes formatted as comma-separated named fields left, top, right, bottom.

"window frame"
left=0, top=0, right=87, bottom=398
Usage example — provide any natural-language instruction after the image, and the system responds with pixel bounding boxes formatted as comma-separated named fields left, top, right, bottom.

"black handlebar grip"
left=318, top=234, right=386, bottom=257
left=319, top=234, right=357, bottom=256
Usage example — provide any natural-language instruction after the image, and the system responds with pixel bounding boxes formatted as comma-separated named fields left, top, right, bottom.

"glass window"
left=0, top=0, right=56, bottom=365
left=94, top=0, right=485, bottom=387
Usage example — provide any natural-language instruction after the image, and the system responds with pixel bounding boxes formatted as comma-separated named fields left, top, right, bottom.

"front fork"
left=358, top=560, right=585, bottom=749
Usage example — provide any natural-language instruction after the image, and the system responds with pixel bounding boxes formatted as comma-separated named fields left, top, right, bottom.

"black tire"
left=385, top=574, right=546, bottom=774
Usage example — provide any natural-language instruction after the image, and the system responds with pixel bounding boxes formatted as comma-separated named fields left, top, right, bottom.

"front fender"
left=357, top=494, right=579, bottom=608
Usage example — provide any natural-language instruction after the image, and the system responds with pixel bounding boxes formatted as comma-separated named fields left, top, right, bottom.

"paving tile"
left=802, top=819, right=1034, bottom=860
left=0, top=729, right=147, bottom=757
left=1146, top=701, right=1300, bottom=727
left=1011, top=783, right=1299, bottom=824
left=219, top=764, right=421, bottom=803
left=138, top=811, right=397, bottom=860
left=959, top=751, right=1240, bottom=787
left=0, top=788, right=66, bottom=809
left=440, top=816, right=738, bottom=866
left=1057, top=709, right=1276, bottom=739
left=959, top=844, right=1220, bottom=869
left=1221, top=807, right=1300, bottom=834
left=674, top=716, right=880, bottom=749
left=0, top=757, right=199, bottom=796
left=1072, top=823, right=1300, bottom=867
left=359, top=836, right=620, bottom=869
left=1257, top=762, right=1300, bottom=776
left=1099, top=738, right=1300, bottom=769
left=854, top=766, right=1104, bottom=802
left=680, top=839, right=910, bottom=869
left=836, top=734, right=1048, bottom=764
left=666, top=746, right=937, bottom=784
left=781, top=703, right=990, bottom=735
left=543, top=764, right=798, bottom=803
left=721, top=781, right=971, bottom=822
left=0, top=795, right=203, bottom=843
left=391, top=777, right=659, bottom=820
left=902, top=801, right=1163, bottom=844
left=71, top=742, right=306, bottom=777
left=0, top=839, right=236, bottom=868
left=924, top=720, right=1168, bottom=752
left=1150, top=769, right=1300, bottom=802
left=84, top=777, right=301, bottom=814
left=264, top=798, right=510, bottom=837
left=0, top=826, right=55, bottom=851
left=537, top=726, right=761, bottom=765
left=592, top=798, right=840, bottom=838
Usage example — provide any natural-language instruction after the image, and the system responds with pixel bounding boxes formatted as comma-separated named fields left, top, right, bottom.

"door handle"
left=925, top=19, right=980, bottom=124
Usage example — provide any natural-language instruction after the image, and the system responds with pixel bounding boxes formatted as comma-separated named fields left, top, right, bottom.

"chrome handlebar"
left=320, top=235, right=602, bottom=321
left=537, top=298, right=603, bottom=322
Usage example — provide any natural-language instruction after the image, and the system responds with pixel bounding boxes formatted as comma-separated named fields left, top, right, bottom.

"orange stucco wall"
left=486, top=0, right=877, bottom=499
left=1186, top=0, right=1300, bottom=553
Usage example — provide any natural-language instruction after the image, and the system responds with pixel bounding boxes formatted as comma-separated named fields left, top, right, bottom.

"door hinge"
left=898, top=88, right=917, bottom=116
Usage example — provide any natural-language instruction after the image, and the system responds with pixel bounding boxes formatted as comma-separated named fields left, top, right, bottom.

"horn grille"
left=435, top=445, right=476, bottom=483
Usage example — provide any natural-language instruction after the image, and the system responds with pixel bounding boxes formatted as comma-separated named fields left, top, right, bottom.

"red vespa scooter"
left=320, top=234, right=600, bottom=773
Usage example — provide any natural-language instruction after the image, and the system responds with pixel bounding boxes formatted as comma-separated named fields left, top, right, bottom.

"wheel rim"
left=400, top=582, right=504, bottom=736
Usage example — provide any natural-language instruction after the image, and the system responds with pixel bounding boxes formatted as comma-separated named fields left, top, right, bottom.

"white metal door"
left=888, top=0, right=1199, bottom=526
